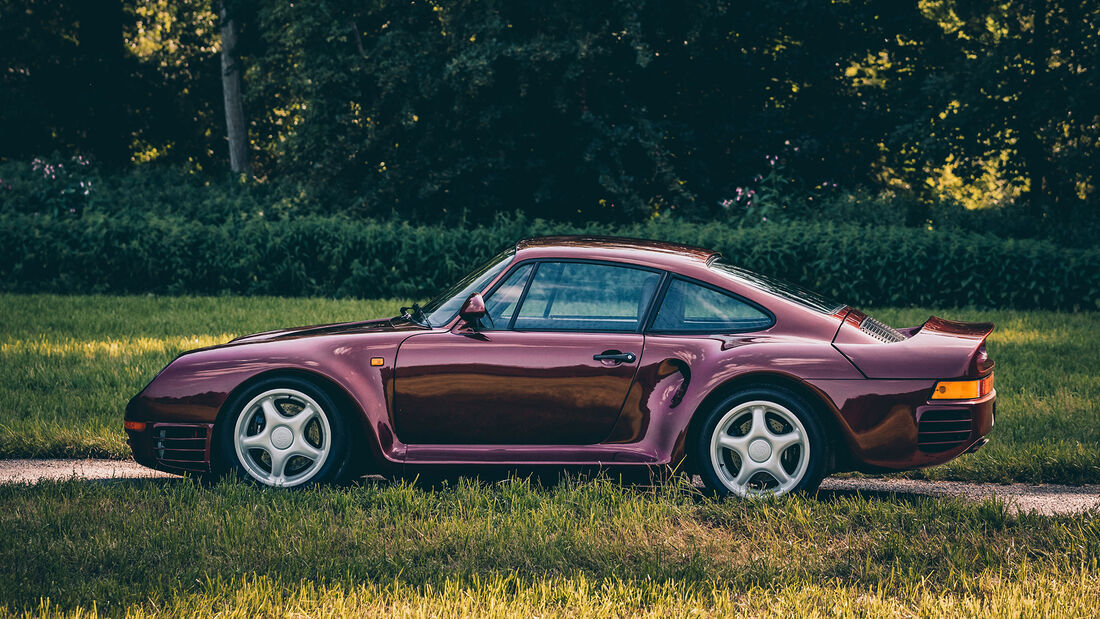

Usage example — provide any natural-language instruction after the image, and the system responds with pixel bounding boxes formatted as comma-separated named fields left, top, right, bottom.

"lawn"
left=0, top=477, right=1097, bottom=617
left=0, top=294, right=1098, bottom=483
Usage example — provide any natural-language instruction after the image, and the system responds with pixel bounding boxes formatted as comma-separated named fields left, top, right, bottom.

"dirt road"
left=1, top=459, right=1096, bottom=516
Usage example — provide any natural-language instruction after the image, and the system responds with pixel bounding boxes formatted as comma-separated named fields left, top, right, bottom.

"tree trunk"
left=220, top=3, right=249, bottom=175
left=1022, top=0, right=1050, bottom=218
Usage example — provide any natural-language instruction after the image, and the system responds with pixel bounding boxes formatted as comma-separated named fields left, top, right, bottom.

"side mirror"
left=458, top=293, right=487, bottom=328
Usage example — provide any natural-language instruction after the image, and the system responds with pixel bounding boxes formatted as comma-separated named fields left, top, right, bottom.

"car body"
left=125, top=236, right=996, bottom=495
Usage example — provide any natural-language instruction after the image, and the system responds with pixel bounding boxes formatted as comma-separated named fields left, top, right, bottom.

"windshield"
left=711, top=260, right=846, bottom=314
left=421, top=246, right=516, bottom=326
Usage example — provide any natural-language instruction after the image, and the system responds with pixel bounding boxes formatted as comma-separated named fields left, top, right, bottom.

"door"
left=393, top=261, right=662, bottom=445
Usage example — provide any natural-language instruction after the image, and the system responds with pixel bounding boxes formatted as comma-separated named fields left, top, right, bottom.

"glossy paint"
left=126, top=236, right=996, bottom=477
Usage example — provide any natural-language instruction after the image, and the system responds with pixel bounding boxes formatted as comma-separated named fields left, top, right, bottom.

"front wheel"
left=694, top=386, right=829, bottom=497
left=219, top=377, right=350, bottom=488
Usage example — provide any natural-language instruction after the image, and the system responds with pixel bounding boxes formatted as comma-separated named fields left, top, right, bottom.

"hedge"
left=2, top=214, right=1097, bottom=310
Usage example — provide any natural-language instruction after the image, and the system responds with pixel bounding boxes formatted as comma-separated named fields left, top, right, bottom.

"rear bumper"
left=812, top=379, right=996, bottom=472
left=915, top=391, right=995, bottom=456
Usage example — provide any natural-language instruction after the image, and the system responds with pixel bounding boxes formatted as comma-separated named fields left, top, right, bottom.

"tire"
left=218, top=376, right=350, bottom=488
left=694, top=385, right=829, bottom=498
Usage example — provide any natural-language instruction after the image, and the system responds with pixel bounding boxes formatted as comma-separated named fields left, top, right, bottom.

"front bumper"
left=125, top=397, right=215, bottom=474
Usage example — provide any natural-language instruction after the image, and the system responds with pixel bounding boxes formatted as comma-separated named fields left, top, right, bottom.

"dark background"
left=1, top=1, right=1097, bottom=306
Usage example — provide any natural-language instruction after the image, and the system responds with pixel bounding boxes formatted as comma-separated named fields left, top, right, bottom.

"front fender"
left=125, top=333, right=408, bottom=464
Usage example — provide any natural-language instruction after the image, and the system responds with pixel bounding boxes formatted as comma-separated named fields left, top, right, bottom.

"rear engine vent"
left=918, top=409, right=972, bottom=453
left=860, top=316, right=906, bottom=343
left=153, top=423, right=213, bottom=472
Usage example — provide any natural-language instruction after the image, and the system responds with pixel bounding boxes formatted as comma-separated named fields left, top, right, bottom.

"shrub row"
left=4, top=160, right=1099, bottom=249
left=2, top=213, right=1097, bottom=310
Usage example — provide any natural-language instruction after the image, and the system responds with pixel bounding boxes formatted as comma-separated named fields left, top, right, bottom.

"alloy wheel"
left=709, top=399, right=810, bottom=497
left=232, top=388, right=332, bottom=487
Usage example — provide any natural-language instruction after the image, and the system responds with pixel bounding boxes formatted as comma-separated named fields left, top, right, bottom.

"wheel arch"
left=683, top=371, right=845, bottom=474
left=212, top=367, right=378, bottom=476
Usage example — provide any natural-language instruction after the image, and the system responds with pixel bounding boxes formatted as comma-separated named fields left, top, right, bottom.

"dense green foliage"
left=3, top=295, right=1098, bottom=484
left=1, top=212, right=1096, bottom=309
left=3, top=159, right=1097, bottom=247
left=2, top=1, right=1097, bottom=225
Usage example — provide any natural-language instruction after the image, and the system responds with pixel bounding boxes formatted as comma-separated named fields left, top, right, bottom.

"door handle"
left=593, top=351, right=637, bottom=363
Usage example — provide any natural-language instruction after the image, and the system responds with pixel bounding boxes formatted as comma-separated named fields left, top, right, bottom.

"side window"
left=651, top=278, right=772, bottom=332
left=513, top=262, right=661, bottom=332
left=481, top=263, right=533, bottom=330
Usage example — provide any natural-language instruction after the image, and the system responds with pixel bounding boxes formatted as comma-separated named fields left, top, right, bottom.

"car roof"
left=515, top=236, right=720, bottom=269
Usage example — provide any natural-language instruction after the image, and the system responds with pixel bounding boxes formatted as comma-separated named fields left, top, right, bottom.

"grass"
left=0, top=476, right=1097, bottom=617
left=0, top=294, right=1097, bottom=483
left=0, top=294, right=411, bottom=459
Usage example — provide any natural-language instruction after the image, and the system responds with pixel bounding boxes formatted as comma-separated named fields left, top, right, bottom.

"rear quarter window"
left=651, top=278, right=773, bottom=333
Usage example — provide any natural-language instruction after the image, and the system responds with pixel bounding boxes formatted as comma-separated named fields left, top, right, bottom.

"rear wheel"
left=219, top=377, right=350, bottom=487
left=695, top=386, right=828, bottom=497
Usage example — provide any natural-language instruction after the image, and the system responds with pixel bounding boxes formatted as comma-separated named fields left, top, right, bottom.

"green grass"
left=0, top=477, right=1097, bottom=617
left=0, top=294, right=1097, bottom=483
left=0, top=294, right=412, bottom=459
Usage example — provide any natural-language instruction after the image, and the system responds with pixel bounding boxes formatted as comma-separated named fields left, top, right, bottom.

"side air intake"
left=917, top=409, right=972, bottom=453
left=860, top=316, right=906, bottom=343
left=153, top=423, right=213, bottom=472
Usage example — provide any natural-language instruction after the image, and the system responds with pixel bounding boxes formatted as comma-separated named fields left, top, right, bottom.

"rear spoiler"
left=834, top=311, right=994, bottom=379
left=918, top=316, right=994, bottom=341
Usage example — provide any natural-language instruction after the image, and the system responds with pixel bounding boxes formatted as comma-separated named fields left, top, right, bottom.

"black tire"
left=693, top=385, right=829, bottom=497
left=217, top=375, right=352, bottom=488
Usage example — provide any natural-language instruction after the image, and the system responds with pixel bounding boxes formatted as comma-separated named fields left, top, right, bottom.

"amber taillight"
left=931, top=373, right=994, bottom=400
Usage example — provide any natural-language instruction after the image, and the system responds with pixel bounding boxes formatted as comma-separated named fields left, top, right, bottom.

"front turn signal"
left=931, top=373, right=994, bottom=400
left=123, top=420, right=146, bottom=432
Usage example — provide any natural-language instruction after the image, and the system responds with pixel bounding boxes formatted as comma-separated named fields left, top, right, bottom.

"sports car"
left=125, top=236, right=996, bottom=496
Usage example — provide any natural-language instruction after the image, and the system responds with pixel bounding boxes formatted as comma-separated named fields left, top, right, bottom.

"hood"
left=229, top=316, right=427, bottom=345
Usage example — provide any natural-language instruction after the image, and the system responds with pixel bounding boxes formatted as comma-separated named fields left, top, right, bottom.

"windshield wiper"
left=399, top=303, right=430, bottom=327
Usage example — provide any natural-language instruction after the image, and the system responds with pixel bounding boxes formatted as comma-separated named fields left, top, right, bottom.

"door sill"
left=403, top=443, right=658, bottom=465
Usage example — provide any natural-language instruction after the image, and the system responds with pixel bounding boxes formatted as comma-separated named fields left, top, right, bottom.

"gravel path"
left=1, top=459, right=1097, bottom=516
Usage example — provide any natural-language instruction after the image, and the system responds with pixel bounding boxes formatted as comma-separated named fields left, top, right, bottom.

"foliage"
left=0, top=211, right=1096, bottom=310
left=1, top=1, right=1097, bottom=224
left=23, top=156, right=97, bottom=219
left=3, top=159, right=1096, bottom=246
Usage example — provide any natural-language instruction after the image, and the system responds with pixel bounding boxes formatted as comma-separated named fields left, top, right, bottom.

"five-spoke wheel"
left=696, top=386, right=828, bottom=497
left=220, top=377, right=350, bottom=487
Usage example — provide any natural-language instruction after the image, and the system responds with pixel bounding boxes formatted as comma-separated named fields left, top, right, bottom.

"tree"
left=219, top=1, right=249, bottom=174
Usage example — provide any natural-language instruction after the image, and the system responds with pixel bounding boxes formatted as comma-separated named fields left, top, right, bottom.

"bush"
left=2, top=213, right=1096, bottom=310
left=4, top=161, right=1097, bottom=248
